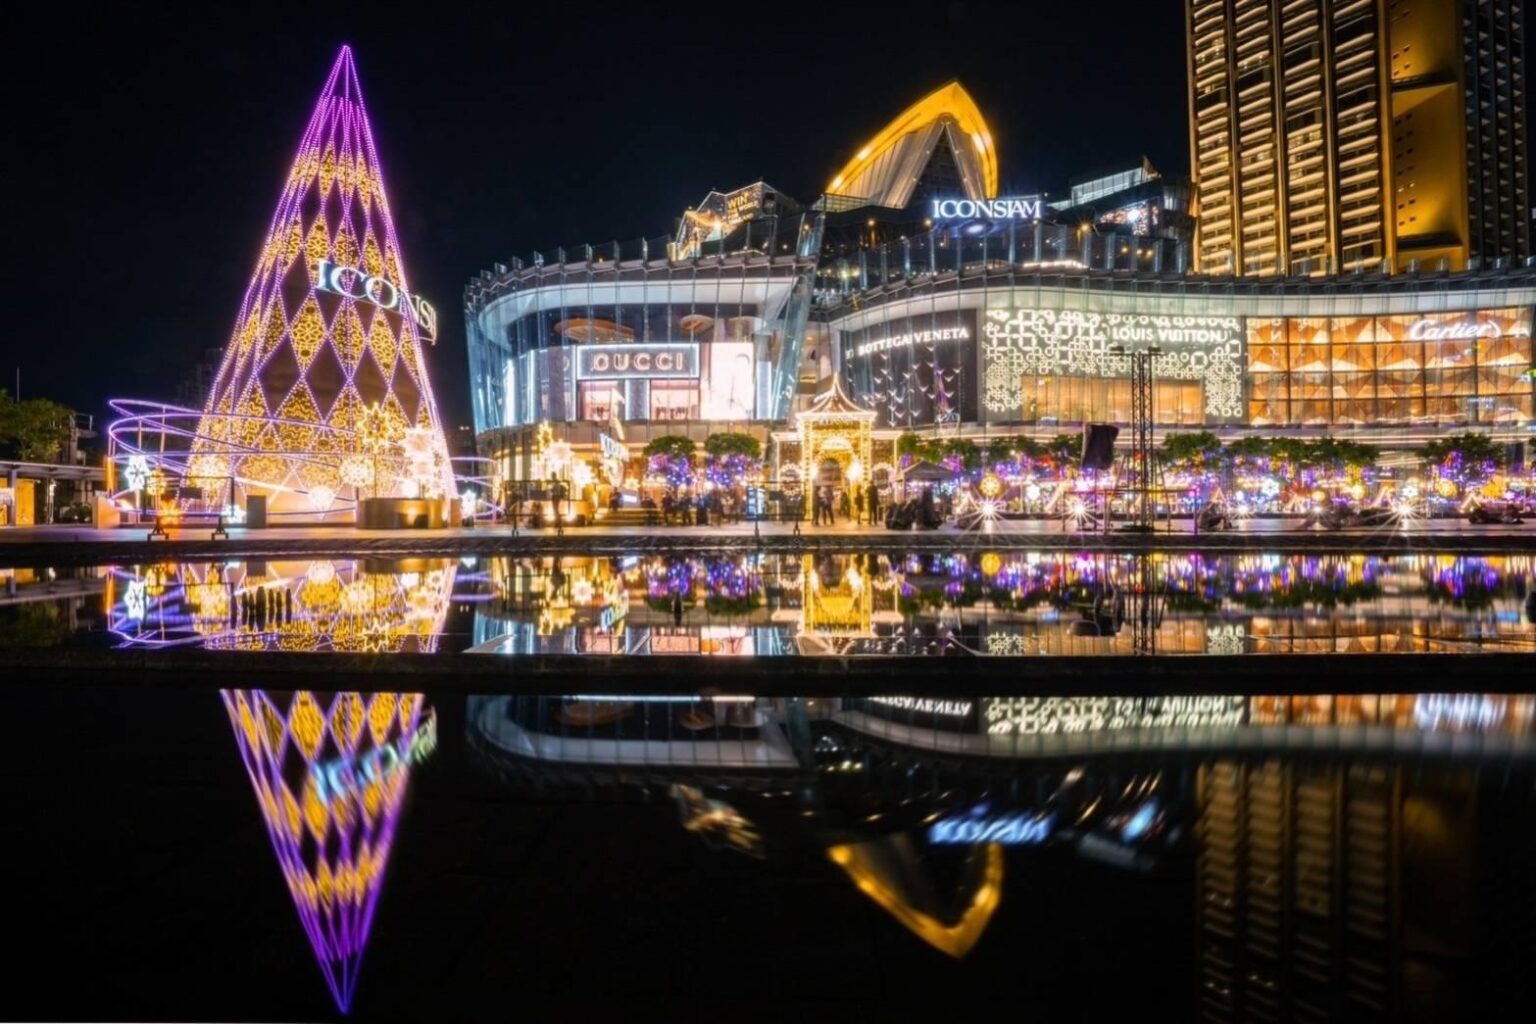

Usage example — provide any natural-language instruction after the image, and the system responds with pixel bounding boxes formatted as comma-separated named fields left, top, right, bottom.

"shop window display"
left=1242, top=307, right=1532, bottom=427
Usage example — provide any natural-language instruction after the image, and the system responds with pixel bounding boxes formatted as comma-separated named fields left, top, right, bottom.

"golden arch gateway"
left=779, top=379, right=876, bottom=519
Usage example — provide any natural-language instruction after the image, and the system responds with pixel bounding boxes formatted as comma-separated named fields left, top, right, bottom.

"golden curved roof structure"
left=825, top=81, right=998, bottom=209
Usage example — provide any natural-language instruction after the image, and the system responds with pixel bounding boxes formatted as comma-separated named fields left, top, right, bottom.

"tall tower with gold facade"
left=1188, top=0, right=1528, bottom=275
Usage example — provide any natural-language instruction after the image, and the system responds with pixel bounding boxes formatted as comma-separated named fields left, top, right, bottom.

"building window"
left=1241, top=308, right=1533, bottom=427
left=579, top=382, right=622, bottom=422
left=649, top=382, right=699, bottom=421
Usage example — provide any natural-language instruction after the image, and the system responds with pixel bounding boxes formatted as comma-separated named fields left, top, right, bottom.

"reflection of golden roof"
left=826, top=81, right=998, bottom=207
left=554, top=319, right=635, bottom=344
left=828, top=838, right=1003, bottom=957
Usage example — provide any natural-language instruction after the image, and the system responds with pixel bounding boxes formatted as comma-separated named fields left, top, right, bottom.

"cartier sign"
left=576, top=343, right=699, bottom=380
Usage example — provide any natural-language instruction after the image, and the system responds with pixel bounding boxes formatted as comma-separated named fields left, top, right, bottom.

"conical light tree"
left=191, top=46, right=452, bottom=516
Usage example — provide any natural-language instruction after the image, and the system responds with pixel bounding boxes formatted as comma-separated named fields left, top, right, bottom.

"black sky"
left=4, top=1, right=1187, bottom=430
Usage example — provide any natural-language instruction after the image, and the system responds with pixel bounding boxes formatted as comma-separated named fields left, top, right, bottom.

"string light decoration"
left=220, top=688, right=436, bottom=1012
left=179, top=46, right=452, bottom=515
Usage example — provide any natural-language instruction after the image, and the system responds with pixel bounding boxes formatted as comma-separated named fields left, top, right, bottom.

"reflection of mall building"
left=466, top=77, right=1534, bottom=502
left=463, top=552, right=1536, bottom=661
left=466, top=690, right=1536, bottom=977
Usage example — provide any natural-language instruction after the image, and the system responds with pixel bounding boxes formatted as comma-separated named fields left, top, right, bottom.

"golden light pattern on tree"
left=187, top=46, right=452, bottom=516
left=220, top=686, right=436, bottom=1012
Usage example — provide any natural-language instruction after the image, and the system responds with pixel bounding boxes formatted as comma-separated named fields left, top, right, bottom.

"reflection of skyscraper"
left=221, top=690, right=435, bottom=1013
left=1195, top=758, right=1515, bottom=1021
left=826, top=837, right=1003, bottom=958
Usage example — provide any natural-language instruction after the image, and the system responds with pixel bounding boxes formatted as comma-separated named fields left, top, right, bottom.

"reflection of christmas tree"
left=221, top=689, right=436, bottom=1013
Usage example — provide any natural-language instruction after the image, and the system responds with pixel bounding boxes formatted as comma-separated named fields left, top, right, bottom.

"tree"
left=1047, top=433, right=1080, bottom=465
left=984, top=435, right=1047, bottom=467
left=1226, top=436, right=1271, bottom=463
left=703, top=432, right=761, bottom=488
left=942, top=438, right=981, bottom=472
left=1161, top=431, right=1226, bottom=468
left=643, top=435, right=697, bottom=461
left=702, top=432, right=761, bottom=461
left=0, top=390, right=75, bottom=463
left=896, top=432, right=943, bottom=464
left=1422, top=431, right=1505, bottom=474
left=644, top=435, right=697, bottom=493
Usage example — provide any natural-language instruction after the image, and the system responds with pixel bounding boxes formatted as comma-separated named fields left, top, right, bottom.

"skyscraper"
left=1187, top=0, right=1529, bottom=276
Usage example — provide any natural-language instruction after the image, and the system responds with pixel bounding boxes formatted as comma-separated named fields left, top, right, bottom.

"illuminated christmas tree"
left=221, top=689, right=436, bottom=1012
left=191, top=46, right=452, bottom=516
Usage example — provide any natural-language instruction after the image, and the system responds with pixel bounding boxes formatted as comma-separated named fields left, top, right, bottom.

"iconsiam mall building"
left=466, top=79, right=1535, bottom=507
left=109, top=46, right=455, bottom=524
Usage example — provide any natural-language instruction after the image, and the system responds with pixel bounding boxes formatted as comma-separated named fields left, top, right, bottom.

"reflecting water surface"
left=6, top=685, right=1534, bottom=1019
left=4, top=550, right=1535, bottom=655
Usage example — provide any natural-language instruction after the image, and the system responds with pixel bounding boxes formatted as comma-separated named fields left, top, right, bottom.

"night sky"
left=5, top=1, right=1186, bottom=433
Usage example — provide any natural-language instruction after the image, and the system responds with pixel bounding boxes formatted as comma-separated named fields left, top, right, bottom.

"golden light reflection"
left=827, top=840, right=1004, bottom=958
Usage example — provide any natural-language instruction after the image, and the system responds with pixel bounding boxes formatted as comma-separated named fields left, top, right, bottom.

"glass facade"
left=1246, top=308, right=1532, bottom=426
left=842, top=309, right=979, bottom=427
left=466, top=221, right=822, bottom=436
left=820, top=229, right=1535, bottom=434
left=467, top=197, right=1533, bottom=447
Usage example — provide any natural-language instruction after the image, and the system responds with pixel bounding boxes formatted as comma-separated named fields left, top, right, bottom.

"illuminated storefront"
left=466, top=75, right=1535, bottom=502
left=466, top=241, right=820, bottom=437
left=825, top=262, right=1536, bottom=436
left=1245, top=307, right=1532, bottom=427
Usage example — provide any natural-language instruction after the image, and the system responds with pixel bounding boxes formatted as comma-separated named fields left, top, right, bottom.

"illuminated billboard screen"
left=842, top=309, right=978, bottom=427
left=701, top=341, right=756, bottom=420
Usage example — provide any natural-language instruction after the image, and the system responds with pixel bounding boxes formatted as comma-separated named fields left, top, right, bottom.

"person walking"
left=854, top=487, right=865, bottom=525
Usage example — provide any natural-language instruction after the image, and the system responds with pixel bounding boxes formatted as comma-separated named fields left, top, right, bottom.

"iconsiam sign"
left=111, top=46, right=453, bottom=518
left=220, top=689, right=435, bottom=1012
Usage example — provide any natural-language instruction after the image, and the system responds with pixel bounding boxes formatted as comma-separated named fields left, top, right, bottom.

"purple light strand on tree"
left=220, top=688, right=428, bottom=1013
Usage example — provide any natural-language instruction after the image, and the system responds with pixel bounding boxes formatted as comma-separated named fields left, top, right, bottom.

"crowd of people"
left=809, top=484, right=881, bottom=526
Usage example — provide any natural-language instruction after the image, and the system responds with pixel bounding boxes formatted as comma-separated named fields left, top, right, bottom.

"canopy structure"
left=788, top=378, right=877, bottom=510
left=823, top=81, right=998, bottom=210
left=902, top=460, right=957, bottom=482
